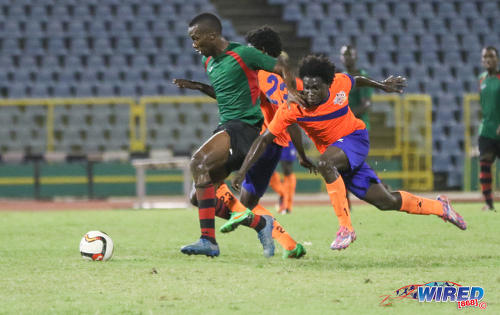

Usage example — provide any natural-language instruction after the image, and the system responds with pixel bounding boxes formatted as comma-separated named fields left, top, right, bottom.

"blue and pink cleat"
left=330, top=226, right=357, bottom=250
left=437, top=195, right=467, bottom=230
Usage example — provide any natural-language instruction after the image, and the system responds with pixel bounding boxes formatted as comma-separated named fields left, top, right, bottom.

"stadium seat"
left=479, top=1, right=499, bottom=18
left=394, top=2, right=413, bottom=19
left=415, top=2, right=435, bottom=19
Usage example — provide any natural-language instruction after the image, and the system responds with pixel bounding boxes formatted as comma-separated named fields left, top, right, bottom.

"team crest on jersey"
left=334, top=91, right=347, bottom=105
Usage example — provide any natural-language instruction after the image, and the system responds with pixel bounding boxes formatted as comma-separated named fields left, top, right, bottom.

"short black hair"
left=298, top=54, right=336, bottom=85
left=484, top=46, right=499, bottom=57
left=245, top=26, right=282, bottom=58
left=189, top=13, right=222, bottom=35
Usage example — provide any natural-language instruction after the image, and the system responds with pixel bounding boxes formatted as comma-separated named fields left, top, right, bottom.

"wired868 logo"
left=380, top=281, right=487, bottom=310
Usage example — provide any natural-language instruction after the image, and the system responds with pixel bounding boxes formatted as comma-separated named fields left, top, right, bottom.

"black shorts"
left=478, top=135, right=500, bottom=158
left=213, top=119, right=263, bottom=173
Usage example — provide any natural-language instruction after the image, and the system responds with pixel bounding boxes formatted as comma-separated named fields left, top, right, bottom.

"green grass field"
left=1, top=203, right=498, bottom=314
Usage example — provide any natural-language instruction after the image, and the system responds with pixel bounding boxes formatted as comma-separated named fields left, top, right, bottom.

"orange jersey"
left=257, top=70, right=291, bottom=147
left=268, top=73, right=366, bottom=154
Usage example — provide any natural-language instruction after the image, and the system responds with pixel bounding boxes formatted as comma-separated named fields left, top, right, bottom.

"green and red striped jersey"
left=202, top=42, right=277, bottom=126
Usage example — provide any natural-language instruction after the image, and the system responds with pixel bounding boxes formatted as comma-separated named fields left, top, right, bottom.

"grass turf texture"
left=0, top=203, right=498, bottom=314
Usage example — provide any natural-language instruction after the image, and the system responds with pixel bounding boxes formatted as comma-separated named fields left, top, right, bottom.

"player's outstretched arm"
left=231, top=130, right=277, bottom=191
left=287, top=124, right=317, bottom=174
left=172, top=79, right=216, bottom=99
left=272, top=56, right=306, bottom=107
left=354, top=75, right=407, bottom=93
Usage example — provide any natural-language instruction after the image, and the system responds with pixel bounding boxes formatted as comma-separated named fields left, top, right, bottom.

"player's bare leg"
left=181, top=131, right=230, bottom=257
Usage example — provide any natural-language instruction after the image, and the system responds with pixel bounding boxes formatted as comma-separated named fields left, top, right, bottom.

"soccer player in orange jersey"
left=232, top=54, right=467, bottom=251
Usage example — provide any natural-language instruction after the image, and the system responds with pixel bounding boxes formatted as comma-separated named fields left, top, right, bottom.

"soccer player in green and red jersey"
left=173, top=13, right=299, bottom=257
left=340, top=45, right=373, bottom=130
left=478, top=46, right=500, bottom=211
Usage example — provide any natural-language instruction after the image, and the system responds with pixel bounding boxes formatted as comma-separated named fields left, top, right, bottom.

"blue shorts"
left=330, top=129, right=381, bottom=199
left=280, top=141, right=297, bottom=162
left=242, top=142, right=282, bottom=197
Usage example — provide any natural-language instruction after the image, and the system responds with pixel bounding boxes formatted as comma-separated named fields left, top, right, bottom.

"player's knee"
left=189, top=153, right=209, bottom=177
left=373, top=196, right=398, bottom=211
left=189, top=187, right=198, bottom=206
left=317, top=157, right=337, bottom=177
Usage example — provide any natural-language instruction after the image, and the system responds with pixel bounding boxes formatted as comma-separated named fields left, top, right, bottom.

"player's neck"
left=487, top=68, right=499, bottom=76
left=213, top=38, right=230, bottom=57
left=346, top=66, right=358, bottom=75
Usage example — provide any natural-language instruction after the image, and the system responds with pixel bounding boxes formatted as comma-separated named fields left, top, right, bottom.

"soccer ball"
left=79, top=231, right=114, bottom=261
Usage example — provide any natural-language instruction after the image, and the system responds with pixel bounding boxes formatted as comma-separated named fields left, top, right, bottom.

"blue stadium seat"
left=95, top=83, right=115, bottom=96
left=364, top=19, right=382, bottom=35
left=437, top=2, right=457, bottom=18
left=383, top=18, right=403, bottom=35
left=448, top=18, right=468, bottom=35
left=405, top=18, right=425, bottom=35
left=304, top=3, right=324, bottom=20
left=427, top=19, right=447, bottom=35
left=371, top=3, right=391, bottom=19
left=8, top=83, right=28, bottom=98
left=458, top=1, right=479, bottom=18
left=470, top=18, right=490, bottom=35
left=47, top=38, right=67, bottom=54
left=69, top=38, right=90, bottom=54
left=415, top=2, right=435, bottom=19
left=93, top=38, right=112, bottom=54
left=29, top=83, right=49, bottom=97
left=480, top=1, right=499, bottom=18
left=327, top=2, right=346, bottom=17
left=311, top=35, right=330, bottom=54
left=52, top=83, right=72, bottom=97
left=283, top=4, right=302, bottom=21
left=376, top=35, right=395, bottom=51
left=482, top=33, right=499, bottom=47
left=342, top=19, right=361, bottom=35
left=419, top=35, right=438, bottom=51
left=24, top=38, right=45, bottom=55
left=443, top=50, right=463, bottom=66
left=109, top=55, right=127, bottom=68
left=460, top=34, right=480, bottom=49
left=74, top=83, right=93, bottom=97
left=23, top=21, right=45, bottom=38
left=297, top=19, right=316, bottom=37
left=394, top=2, right=413, bottom=19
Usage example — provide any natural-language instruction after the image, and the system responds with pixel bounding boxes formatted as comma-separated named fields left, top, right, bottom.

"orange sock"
left=269, top=172, right=285, bottom=197
left=325, top=176, right=353, bottom=231
left=399, top=191, right=444, bottom=216
left=216, top=183, right=246, bottom=213
left=284, top=173, right=296, bottom=212
left=253, top=204, right=297, bottom=251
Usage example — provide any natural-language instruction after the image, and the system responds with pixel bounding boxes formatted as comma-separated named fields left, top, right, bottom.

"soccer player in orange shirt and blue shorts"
left=232, top=54, right=467, bottom=251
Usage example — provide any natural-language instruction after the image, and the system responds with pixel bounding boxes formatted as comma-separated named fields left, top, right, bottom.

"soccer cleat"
left=180, top=238, right=220, bottom=257
left=437, top=195, right=467, bottom=230
left=330, top=226, right=357, bottom=250
left=283, top=243, right=306, bottom=259
left=258, top=215, right=275, bottom=258
left=481, top=205, right=496, bottom=212
left=219, top=209, right=253, bottom=233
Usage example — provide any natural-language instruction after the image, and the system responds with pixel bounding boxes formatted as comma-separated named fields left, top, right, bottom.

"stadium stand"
left=0, top=0, right=499, bottom=189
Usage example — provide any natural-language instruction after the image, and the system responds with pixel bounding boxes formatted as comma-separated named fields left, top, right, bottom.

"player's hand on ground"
left=231, top=171, right=245, bottom=192
left=299, top=156, right=318, bottom=174
left=381, top=75, right=407, bottom=93
left=172, top=79, right=200, bottom=90
left=496, top=125, right=500, bottom=135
